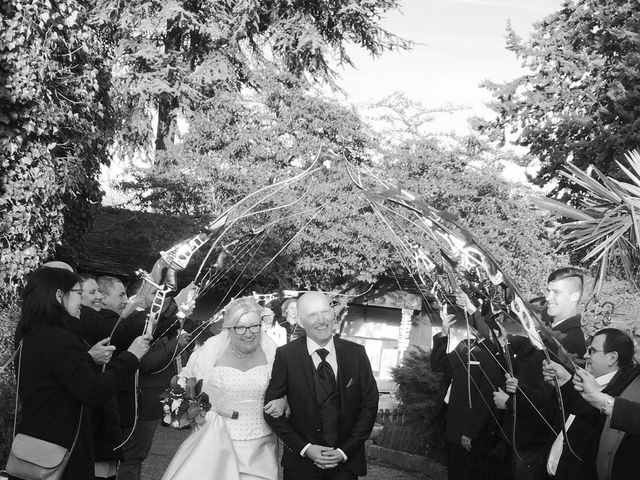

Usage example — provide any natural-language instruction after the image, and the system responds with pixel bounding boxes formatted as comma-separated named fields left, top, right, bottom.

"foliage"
left=110, top=0, right=411, bottom=153
left=477, top=1, right=640, bottom=194
left=121, top=71, right=401, bottom=291
left=0, top=0, right=114, bottom=303
left=0, top=304, right=19, bottom=464
left=391, top=347, right=445, bottom=461
left=120, top=80, right=567, bottom=297
left=581, top=278, right=640, bottom=362
left=160, top=376, right=211, bottom=429
left=377, top=104, right=567, bottom=299
left=532, top=150, right=640, bottom=295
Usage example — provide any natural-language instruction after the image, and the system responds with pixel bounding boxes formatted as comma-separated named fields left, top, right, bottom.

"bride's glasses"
left=230, top=324, right=261, bottom=335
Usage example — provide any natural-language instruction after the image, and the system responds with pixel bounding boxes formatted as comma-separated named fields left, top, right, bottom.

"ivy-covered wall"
left=0, top=0, right=114, bottom=304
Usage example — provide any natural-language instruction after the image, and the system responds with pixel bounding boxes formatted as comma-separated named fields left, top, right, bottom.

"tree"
left=0, top=0, right=114, bottom=303
left=477, top=1, right=640, bottom=194
left=120, top=80, right=567, bottom=298
left=374, top=95, right=567, bottom=299
left=109, top=0, right=411, bottom=156
left=120, top=70, right=402, bottom=292
left=532, top=149, right=640, bottom=295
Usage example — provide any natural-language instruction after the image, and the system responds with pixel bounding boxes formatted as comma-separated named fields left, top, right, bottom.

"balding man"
left=264, top=292, right=378, bottom=480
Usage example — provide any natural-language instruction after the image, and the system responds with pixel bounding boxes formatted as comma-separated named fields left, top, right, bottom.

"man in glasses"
left=543, top=328, right=639, bottom=480
left=264, top=291, right=379, bottom=479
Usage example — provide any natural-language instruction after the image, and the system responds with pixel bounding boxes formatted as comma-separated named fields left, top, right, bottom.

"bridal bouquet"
left=160, top=376, right=211, bottom=429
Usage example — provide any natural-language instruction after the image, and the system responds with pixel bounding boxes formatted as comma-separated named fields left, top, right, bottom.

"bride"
left=161, top=297, right=286, bottom=480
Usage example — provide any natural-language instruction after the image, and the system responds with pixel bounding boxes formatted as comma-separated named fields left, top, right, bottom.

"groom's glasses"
left=230, top=324, right=261, bottom=335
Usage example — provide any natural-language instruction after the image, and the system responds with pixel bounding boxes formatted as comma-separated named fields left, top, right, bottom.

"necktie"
left=316, top=348, right=336, bottom=397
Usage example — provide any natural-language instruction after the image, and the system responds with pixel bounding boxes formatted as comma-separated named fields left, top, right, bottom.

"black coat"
left=17, top=324, right=139, bottom=480
left=107, top=307, right=180, bottom=426
left=431, top=334, right=503, bottom=444
left=503, top=319, right=586, bottom=452
left=70, top=306, right=125, bottom=462
left=561, top=365, right=640, bottom=480
left=264, top=336, right=379, bottom=476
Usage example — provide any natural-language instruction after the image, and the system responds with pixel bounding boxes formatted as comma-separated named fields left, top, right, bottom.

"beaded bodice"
left=205, top=365, right=272, bottom=440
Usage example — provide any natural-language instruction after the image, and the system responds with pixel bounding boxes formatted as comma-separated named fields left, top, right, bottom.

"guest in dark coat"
left=79, top=273, right=123, bottom=479
left=493, top=267, right=586, bottom=480
left=431, top=299, right=504, bottom=480
left=12, top=267, right=150, bottom=480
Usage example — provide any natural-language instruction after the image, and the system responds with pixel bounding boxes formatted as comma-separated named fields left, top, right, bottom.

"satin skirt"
left=161, top=412, right=278, bottom=480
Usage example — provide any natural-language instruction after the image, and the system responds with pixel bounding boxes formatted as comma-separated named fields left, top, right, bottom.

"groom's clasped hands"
left=306, top=445, right=344, bottom=470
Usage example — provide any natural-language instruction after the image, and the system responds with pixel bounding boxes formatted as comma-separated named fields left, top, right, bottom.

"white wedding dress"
left=161, top=335, right=279, bottom=480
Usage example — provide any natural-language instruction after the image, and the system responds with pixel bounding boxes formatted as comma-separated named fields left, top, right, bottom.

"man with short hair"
left=543, top=328, right=640, bottom=480
left=98, top=276, right=129, bottom=315
left=544, top=267, right=586, bottom=355
left=494, top=268, right=587, bottom=480
left=264, top=291, right=379, bottom=479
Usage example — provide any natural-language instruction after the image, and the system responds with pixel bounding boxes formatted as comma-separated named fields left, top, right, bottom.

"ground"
left=142, top=425, right=429, bottom=480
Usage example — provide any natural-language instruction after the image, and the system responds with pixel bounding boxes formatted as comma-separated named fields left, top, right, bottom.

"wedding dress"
left=161, top=334, right=278, bottom=480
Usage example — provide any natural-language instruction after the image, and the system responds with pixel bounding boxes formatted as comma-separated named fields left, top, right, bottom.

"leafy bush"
left=0, top=303, right=19, bottom=464
left=390, top=347, right=446, bottom=461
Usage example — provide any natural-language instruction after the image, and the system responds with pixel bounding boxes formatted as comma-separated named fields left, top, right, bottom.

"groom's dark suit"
left=264, top=335, right=378, bottom=477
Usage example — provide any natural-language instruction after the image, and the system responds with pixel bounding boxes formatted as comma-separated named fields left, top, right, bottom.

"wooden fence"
left=373, top=411, right=428, bottom=455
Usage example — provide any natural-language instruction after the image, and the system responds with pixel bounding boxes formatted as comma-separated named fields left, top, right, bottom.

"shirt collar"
left=306, top=336, right=335, bottom=356
left=596, top=370, right=617, bottom=389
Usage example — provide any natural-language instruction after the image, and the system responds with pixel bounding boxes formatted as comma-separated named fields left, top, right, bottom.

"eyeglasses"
left=587, top=346, right=606, bottom=355
left=230, top=324, right=261, bottom=335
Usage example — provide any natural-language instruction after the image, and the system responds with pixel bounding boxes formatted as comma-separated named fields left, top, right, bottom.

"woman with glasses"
left=162, top=296, right=286, bottom=480
left=10, top=267, right=150, bottom=480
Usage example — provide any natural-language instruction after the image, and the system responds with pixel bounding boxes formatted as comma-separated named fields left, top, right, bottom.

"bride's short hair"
left=222, top=297, right=262, bottom=328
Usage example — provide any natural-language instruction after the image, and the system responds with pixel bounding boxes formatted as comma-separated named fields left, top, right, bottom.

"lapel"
left=334, top=337, right=349, bottom=413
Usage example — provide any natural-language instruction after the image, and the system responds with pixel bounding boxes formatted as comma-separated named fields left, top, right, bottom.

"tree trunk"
left=154, top=24, right=182, bottom=154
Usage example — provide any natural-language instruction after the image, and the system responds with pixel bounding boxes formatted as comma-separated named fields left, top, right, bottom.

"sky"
left=332, top=0, right=564, bottom=131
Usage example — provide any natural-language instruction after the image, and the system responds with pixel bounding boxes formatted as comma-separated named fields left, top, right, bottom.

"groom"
left=264, top=291, right=379, bottom=479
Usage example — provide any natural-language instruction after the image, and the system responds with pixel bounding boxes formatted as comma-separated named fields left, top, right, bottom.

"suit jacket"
left=17, top=323, right=139, bottom=480
left=561, top=365, right=640, bottom=480
left=503, top=319, right=585, bottom=452
left=549, top=315, right=586, bottom=360
left=431, top=334, right=503, bottom=444
left=105, top=305, right=180, bottom=426
left=264, top=335, right=379, bottom=476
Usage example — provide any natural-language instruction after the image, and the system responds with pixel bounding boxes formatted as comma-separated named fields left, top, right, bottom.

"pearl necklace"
left=230, top=345, right=255, bottom=359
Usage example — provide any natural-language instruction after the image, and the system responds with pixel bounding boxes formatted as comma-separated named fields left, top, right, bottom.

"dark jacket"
left=561, top=365, right=640, bottom=480
left=264, top=335, right=378, bottom=476
left=111, top=307, right=180, bottom=426
left=547, top=315, right=587, bottom=362
left=17, top=324, right=139, bottom=480
left=504, top=317, right=586, bottom=452
left=431, top=334, right=503, bottom=444
left=71, top=306, right=125, bottom=461
left=138, top=335, right=179, bottom=421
